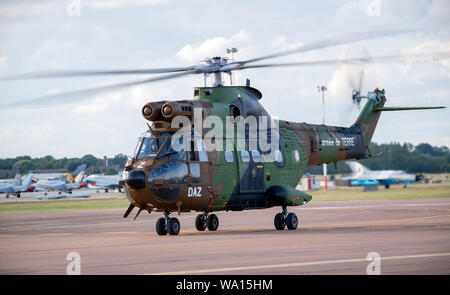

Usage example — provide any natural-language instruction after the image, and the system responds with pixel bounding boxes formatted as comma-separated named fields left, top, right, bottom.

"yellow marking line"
left=40, top=233, right=73, bottom=236
left=364, top=226, right=401, bottom=230
left=145, top=252, right=450, bottom=275
left=101, top=231, right=138, bottom=234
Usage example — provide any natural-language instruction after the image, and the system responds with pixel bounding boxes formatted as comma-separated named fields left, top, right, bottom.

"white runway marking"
left=145, top=252, right=450, bottom=275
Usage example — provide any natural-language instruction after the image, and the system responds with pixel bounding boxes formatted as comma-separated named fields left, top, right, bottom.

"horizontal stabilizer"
left=375, top=106, right=445, bottom=111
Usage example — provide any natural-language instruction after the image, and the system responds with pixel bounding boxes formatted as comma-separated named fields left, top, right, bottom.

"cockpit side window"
left=132, top=138, right=142, bottom=158
left=148, top=161, right=188, bottom=185
left=188, top=140, right=198, bottom=161
left=159, top=135, right=186, bottom=160
left=187, top=137, right=208, bottom=162
left=137, top=137, right=162, bottom=159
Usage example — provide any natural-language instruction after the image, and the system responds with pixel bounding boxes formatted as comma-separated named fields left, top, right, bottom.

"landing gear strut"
left=195, top=213, right=219, bottom=231
left=274, top=206, right=298, bottom=230
left=156, top=211, right=180, bottom=236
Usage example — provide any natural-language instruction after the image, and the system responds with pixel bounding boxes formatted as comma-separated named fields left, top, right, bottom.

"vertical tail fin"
left=13, top=174, right=21, bottom=186
left=22, top=172, right=33, bottom=186
left=354, top=89, right=386, bottom=147
left=346, top=161, right=370, bottom=176
left=73, top=164, right=87, bottom=177
left=74, top=171, right=85, bottom=183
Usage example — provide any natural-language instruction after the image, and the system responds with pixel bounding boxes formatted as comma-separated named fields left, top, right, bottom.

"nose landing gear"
left=274, top=206, right=298, bottom=230
left=156, top=211, right=180, bottom=236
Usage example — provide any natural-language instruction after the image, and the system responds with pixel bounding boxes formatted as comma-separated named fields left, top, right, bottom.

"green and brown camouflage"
left=120, top=84, right=444, bottom=235
left=122, top=85, right=389, bottom=215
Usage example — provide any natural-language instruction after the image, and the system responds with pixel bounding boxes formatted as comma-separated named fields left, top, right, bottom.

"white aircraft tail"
left=22, top=171, right=33, bottom=186
left=74, top=171, right=85, bottom=183
left=346, top=161, right=371, bottom=177
left=13, top=173, right=21, bottom=186
left=73, top=164, right=87, bottom=177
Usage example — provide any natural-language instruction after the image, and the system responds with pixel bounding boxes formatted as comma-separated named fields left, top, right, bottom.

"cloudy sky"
left=0, top=0, right=449, bottom=158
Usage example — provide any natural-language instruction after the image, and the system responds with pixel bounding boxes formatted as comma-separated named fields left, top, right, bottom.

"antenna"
left=317, top=85, right=328, bottom=190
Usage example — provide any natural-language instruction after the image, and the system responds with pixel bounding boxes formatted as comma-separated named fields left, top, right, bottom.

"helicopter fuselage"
left=122, top=86, right=385, bottom=215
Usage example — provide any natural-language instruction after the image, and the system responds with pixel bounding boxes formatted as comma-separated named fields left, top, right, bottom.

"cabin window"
left=274, top=150, right=283, bottom=163
left=251, top=150, right=261, bottom=162
left=229, top=104, right=241, bottom=123
left=224, top=150, right=234, bottom=163
left=240, top=150, right=250, bottom=163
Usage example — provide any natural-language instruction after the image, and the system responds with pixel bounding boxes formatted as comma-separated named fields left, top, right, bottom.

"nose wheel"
left=274, top=206, right=298, bottom=230
left=195, top=213, right=219, bottom=231
left=156, top=212, right=180, bottom=236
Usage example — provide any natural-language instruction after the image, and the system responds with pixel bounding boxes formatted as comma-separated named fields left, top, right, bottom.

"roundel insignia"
left=294, top=150, right=300, bottom=162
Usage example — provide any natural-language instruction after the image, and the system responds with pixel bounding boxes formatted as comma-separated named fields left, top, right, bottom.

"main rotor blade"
left=239, top=30, right=414, bottom=65
left=1, top=71, right=195, bottom=109
left=1, top=66, right=196, bottom=81
left=237, top=51, right=450, bottom=70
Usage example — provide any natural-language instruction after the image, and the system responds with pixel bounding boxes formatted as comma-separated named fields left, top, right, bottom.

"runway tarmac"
left=0, top=197, right=449, bottom=274
left=0, top=188, right=122, bottom=200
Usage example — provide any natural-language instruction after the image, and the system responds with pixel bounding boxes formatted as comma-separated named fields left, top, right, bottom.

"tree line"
left=0, top=154, right=128, bottom=178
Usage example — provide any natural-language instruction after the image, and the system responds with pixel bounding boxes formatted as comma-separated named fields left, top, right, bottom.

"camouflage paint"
left=124, top=86, right=386, bottom=213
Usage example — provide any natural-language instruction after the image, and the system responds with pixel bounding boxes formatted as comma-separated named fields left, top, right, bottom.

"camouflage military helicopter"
left=2, top=31, right=447, bottom=235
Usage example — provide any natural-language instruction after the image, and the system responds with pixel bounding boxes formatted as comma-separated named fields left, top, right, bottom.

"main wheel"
left=195, top=214, right=207, bottom=231
left=274, top=213, right=285, bottom=230
left=168, top=218, right=180, bottom=235
left=286, top=213, right=298, bottom=230
left=156, top=217, right=167, bottom=235
left=207, top=214, right=219, bottom=231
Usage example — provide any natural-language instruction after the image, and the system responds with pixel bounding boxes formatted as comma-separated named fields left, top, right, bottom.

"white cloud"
left=74, top=93, right=121, bottom=115
left=0, top=1, right=53, bottom=17
left=0, top=56, right=7, bottom=71
left=271, top=36, right=303, bottom=51
left=31, top=38, right=81, bottom=69
left=176, top=30, right=252, bottom=63
left=86, top=0, right=170, bottom=9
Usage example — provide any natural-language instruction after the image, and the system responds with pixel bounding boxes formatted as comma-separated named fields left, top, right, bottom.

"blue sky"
left=0, top=0, right=449, bottom=158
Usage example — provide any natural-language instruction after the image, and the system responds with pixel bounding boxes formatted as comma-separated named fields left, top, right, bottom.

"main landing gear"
left=195, top=213, right=219, bottom=232
left=274, top=205, right=298, bottom=230
left=156, top=211, right=180, bottom=236
left=155, top=212, right=219, bottom=236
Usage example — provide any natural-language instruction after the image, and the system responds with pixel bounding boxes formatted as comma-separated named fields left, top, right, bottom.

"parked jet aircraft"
left=345, top=161, right=417, bottom=188
left=85, top=174, right=123, bottom=192
left=0, top=172, right=34, bottom=198
left=34, top=164, right=87, bottom=193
